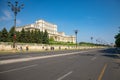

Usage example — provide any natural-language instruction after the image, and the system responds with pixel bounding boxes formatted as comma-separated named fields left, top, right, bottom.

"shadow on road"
left=99, top=48, right=120, bottom=59
left=80, top=54, right=95, bottom=56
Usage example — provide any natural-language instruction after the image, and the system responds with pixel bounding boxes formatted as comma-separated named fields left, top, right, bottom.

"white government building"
left=16, top=19, right=76, bottom=43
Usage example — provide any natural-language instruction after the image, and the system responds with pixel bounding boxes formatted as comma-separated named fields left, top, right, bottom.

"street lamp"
left=74, top=30, right=78, bottom=48
left=91, top=37, right=93, bottom=43
left=8, top=1, right=24, bottom=48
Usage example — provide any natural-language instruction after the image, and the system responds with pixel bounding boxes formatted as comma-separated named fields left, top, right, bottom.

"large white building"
left=16, top=20, right=76, bottom=43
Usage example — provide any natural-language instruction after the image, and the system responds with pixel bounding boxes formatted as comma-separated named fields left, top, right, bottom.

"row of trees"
left=115, top=28, right=120, bottom=47
left=0, top=27, right=49, bottom=44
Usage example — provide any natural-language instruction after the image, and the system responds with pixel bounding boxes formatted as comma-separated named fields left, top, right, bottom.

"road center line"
left=98, top=63, right=107, bottom=80
left=0, top=64, right=38, bottom=74
left=57, top=71, right=73, bottom=80
left=91, top=57, right=97, bottom=60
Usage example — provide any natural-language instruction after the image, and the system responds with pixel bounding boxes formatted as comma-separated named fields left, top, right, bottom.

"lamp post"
left=8, top=1, right=24, bottom=48
left=91, top=37, right=93, bottom=43
left=74, top=30, right=78, bottom=48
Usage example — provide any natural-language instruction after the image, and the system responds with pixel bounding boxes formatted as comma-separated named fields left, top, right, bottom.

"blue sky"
left=0, top=0, right=120, bottom=44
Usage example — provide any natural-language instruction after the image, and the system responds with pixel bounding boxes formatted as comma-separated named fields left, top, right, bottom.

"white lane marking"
left=91, top=57, right=97, bottom=60
left=0, top=51, right=92, bottom=65
left=57, top=71, right=73, bottom=80
left=0, top=64, right=37, bottom=74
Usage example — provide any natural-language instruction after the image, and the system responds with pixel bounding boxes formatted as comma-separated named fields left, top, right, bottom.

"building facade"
left=16, top=20, right=76, bottom=43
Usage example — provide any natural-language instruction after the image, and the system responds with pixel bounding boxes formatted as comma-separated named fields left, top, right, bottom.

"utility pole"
left=8, top=1, right=24, bottom=48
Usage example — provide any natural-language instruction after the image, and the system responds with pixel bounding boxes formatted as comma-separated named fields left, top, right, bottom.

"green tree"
left=38, top=30, right=42, bottom=43
left=49, top=37, right=54, bottom=42
left=40, top=31, right=44, bottom=43
left=8, top=26, right=15, bottom=42
left=26, top=30, right=31, bottom=43
left=30, top=30, right=35, bottom=43
left=42, top=30, right=49, bottom=44
left=24, top=30, right=28, bottom=43
left=34, top=30, right=39, bottom=43
left=16, top=31, right=20, bottom=42
left=115, top=28, right=120, bottom=47
left=19, top=28, right=26, bottom=42
left=115, top=33, right=120, bottom=40
left=115, top=38, right=120, bottom=47
left=115, top=33, right=120, bottom=47
left=0, top=28, right=8, bottom=42
left=49, top=37, right=54, bottom=44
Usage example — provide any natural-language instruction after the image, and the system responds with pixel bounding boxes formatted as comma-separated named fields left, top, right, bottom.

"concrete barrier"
left=0, top=43, right=105, bottom=52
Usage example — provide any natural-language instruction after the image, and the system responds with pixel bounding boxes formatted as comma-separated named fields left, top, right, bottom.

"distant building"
left=16, top=19, right=76, bottom=43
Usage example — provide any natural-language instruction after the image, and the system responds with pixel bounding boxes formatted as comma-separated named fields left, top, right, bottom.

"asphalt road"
left=0, top=48, right=120, bottom=80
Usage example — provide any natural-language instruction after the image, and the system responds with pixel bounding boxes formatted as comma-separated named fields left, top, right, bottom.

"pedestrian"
left=20, top=46, right=23, bottom=51
left=26, top=46, right=29, bottom=51
left=59, top=46, right=61, bottom=50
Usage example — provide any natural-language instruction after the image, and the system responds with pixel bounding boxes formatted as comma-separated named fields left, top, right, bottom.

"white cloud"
left=0, top=10, right=12, bottom=21
left=0, top=10, right=22, bottom=26
left=4, top=10, right=11, bottom=18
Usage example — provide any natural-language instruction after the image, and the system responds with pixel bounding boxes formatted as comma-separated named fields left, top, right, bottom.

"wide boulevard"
left=0, top=48, right=120, bottom=80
